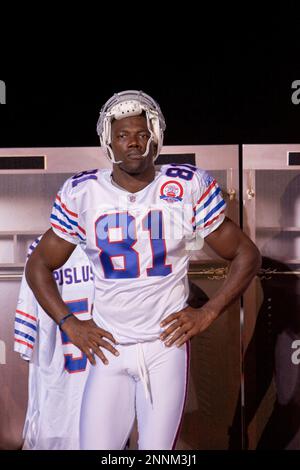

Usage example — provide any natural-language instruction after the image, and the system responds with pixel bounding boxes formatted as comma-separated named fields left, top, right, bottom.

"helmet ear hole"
left=96, top=90, right=165, bottom=164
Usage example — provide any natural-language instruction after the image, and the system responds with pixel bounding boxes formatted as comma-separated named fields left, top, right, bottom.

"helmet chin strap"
left=141, top=113, right=156, bottom=158
left=106, top=145, right=122, bottom=165
left=104, top=108, right=157, bottom=164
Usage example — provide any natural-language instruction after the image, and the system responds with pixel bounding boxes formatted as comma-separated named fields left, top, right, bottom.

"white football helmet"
left=96, top=90, right=166, bottom=164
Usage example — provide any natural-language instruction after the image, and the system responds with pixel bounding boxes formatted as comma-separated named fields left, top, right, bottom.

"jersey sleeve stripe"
left=194, top=194, right=225, bottom=226
left=77, top=224, right=86, bottom=235
left=54, top=202, right=86, bottom=235
left=203, top=209, right=225, bottom=228
left=193, top=180, right=217, bottom=210
left=56, top=195, right=78, bottom=218
left=14, top=338, right=34, bottom=349
left=51, top=213, right=75, bottom=231
left=27, top=245, right=36, bottom=258
left=14, top=329, right=35, bottom=343
left=27, top=239, right=40, bottom=253
left=15, top=316, right=37, bottom=331
left=195, top=199, right=226, bottom=227
left=26, top=236, right=42, bottom=258
left=51, top=215, right=85, bottom=239
left=194, top=186, right=222, bottom=217
left=16, top=309, right=37, bottom=322
left=51, top=189, right=87, bottom=243
left=53, top=203, right=80, bottom=229
left=51, top=222, right=85, bottom=241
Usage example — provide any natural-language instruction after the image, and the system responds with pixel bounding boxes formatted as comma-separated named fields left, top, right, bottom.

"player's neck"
left=111, top=165, right=156, bottom=193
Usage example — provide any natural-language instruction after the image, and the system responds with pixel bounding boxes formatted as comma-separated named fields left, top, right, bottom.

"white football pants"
left=80, top=339, right=190, bottom=450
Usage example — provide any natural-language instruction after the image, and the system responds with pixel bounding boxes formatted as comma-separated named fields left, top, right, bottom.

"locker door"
left=158, top=145, right=241, bottom=450
left=242, top=144, right=300, bottom=449
left=0, top=147, right=107, bottom=449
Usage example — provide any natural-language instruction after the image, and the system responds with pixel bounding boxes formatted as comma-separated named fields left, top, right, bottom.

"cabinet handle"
left=247, top=188, right=255, bottom=200
left=227, top=188, right=236, bottom=200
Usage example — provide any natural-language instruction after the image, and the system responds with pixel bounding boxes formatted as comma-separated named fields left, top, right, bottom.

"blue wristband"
left=59, top=313, right=74, bottom=331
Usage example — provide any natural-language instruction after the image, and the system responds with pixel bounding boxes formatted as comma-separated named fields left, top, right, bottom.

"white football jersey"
left=50, top=164, right=226, bottom=344
left=14, top=240, right=94, bottom=450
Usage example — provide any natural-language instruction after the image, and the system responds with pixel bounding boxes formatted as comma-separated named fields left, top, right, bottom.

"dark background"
left=0, top=31, right=300, bottom=148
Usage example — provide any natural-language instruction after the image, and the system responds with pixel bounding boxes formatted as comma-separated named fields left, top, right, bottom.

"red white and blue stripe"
left=14, top=309, right=37, bottom=356
left=51, top=194, right=86, bottom=243
left=192, top=178, right=226, bottom=235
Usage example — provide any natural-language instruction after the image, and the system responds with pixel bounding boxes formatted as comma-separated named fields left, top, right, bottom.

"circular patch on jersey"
left=160, top=180, right=184, bottom=203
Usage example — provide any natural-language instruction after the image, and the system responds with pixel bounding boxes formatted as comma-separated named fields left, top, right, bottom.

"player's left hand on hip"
left=160, top=306, right=218, bottom=348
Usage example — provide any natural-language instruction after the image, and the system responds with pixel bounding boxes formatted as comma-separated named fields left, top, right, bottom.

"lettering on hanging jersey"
left=14, top=238, right=95, bottom=450
left=14, top=240, right=95, bottom=361
left=26, top=235, right=94, bottom=286
left=53, top=265, right=94, bottom=286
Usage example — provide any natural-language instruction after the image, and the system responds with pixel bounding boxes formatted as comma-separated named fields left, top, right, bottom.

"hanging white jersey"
left=14, top=240, right=94, bottom=450
left=50, top=164, right=226, bottom=344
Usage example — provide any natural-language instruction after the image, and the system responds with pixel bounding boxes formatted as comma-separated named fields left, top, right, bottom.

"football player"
left=26, top=90, right=261, bottom=449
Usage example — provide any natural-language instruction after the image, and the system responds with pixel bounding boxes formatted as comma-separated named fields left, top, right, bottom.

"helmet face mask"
left=96, top=90, right=166, bottom=164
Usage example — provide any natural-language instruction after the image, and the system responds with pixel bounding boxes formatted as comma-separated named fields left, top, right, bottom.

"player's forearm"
left=204, top=241, right=261, bottom=318
left=25, top=256, right=70, bottom=324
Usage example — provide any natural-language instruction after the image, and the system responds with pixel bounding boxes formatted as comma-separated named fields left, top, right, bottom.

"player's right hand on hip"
left=61, top=317, right=119, bottom=366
